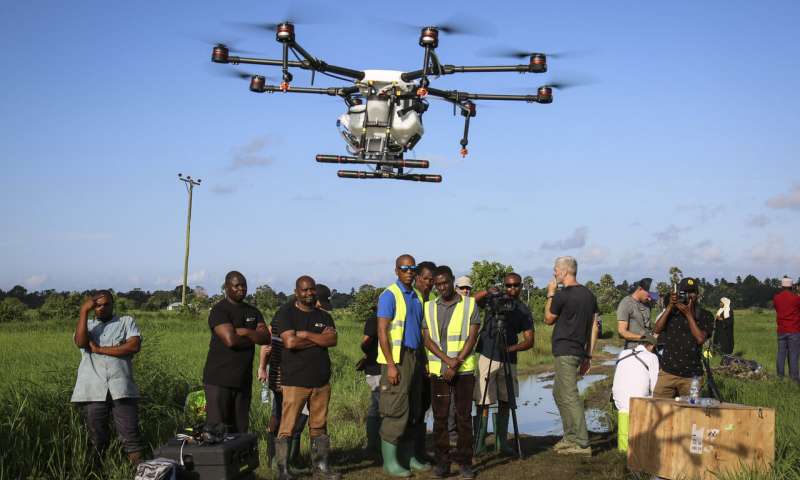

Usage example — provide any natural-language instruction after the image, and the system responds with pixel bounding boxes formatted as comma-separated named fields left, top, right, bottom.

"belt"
left=401, top=346, right=418, bottom=352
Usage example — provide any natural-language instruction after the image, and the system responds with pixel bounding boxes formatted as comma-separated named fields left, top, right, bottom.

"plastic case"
left=154, top=433, right=259, bottom=480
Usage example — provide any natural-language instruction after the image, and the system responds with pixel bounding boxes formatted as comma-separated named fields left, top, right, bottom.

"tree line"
left=1, top=264, right=796, bottom=323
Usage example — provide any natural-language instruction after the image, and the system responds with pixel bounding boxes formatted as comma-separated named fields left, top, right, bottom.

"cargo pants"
left=379, top=347, right=427, bottom=444
left=553, top=355, right=589, bottom=448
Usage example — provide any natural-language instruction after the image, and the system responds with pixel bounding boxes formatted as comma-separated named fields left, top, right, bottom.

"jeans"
left=777, top=333, right=800, bottom=382
left=553, top=355, right=588, bottom=448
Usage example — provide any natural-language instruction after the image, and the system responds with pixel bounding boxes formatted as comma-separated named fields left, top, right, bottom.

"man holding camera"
left=652, top=277, right=713, bottom=398
left=617, top=278, right=654, bottom=348
left=544, top=256, right=599, bottom=456
left=422, top=266, right=481, bottom=479
left=203, top=271, right=270, bottom=434
left=473, top=272, right=534, bottom=456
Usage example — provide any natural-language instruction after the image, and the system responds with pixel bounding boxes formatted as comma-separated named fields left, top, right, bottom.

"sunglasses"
left=457, top=286, right=472, bottom=291
left=504, top=283, right=521, bottom=288
left=398, top=265, right=418, bottom=272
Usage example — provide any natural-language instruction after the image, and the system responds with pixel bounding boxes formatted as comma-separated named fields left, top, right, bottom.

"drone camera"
left=419, top=27, right=439, bottom=48
left=276, top=23, right=295, bottom=43
left=529, top=53, right=547, bottom=73
left=211, top=44, right=230, bottom=64
left=536, top=86, right=553, bottom=104
left=249, top=75, right=266, bottom=93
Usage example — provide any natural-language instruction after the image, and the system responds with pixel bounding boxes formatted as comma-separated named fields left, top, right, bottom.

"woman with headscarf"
left=713, top=297, right=734, bottom=355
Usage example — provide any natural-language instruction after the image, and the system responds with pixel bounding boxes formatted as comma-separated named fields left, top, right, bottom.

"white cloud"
left=541, top=227, right=588, bottom=250
left=766, top=184, right=800, bottom=211
left=228, top=136, right=275, bottom=170
left=154, top=269, right=207, bottom=288
left=747, top=214, right=770, bottom=227
left=580, top=246, right=610, bottom=265
left=653, top=224, right=690, bottom=243
left=211, top=184, right=237, bottom=195
left=23, top=274, right=48, bottom=289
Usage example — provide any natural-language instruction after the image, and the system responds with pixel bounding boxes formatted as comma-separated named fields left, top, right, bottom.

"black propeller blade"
left=383, top=14, right=497, bottom=37
left=232, top=2, right=334, bottom=32
left=477, top=47, right=587, bottom=60
left=212, top=68, right=273, bottom=82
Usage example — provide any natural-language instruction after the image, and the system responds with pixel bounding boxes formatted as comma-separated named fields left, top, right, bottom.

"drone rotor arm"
left=288, top=41, right=366, bottom=80
left=400, top=63, right=538, bottom=82
left=427, top=87, right=541, bottom=103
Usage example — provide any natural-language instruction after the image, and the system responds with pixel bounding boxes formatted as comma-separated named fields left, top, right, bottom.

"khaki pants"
left=553, top=355, right=589, bottom=448
left=653, top=370, right=700, bottom=399
left=474, top=354, right=518, bottom=405
left=278, top=383, right=331, bottom=438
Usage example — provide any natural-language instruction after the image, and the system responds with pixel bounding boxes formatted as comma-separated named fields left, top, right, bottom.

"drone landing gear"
left=315, top=154, right=442, bottom=182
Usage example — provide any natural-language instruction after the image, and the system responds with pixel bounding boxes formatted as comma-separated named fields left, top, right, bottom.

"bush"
left=37, top=293, right=83, bottom=321
left=0, top=297, right=28, bottom=323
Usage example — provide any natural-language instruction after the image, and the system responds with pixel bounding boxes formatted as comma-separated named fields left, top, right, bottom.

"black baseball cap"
left=678, top=277, right=699, bottom=293
left=635, top=278, right=653, bottom=293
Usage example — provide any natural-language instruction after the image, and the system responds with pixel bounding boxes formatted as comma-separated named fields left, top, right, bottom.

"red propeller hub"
left=537, top=86, right=553, bottom=104
left=419, top=27, right=439, bottom=48
left=249, top=75, right=266, bottom=92
left=529, top=53, right=547, bottom=73
left=211, top=44, right=230, bottom=64
left=276, top=23, right=295, bottom=43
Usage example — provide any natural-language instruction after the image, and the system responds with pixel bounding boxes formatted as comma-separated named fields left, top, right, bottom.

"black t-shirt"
left=476, top=299, right=534, bottom=364
left=273, top=302, right=335, bottom=388
left=203, top=299, right=265, bottom=388
left=550, top=285, right=599, bottom=358
left=362, top=314, right=380, bottom=375
left=660, top=307, right=713, bottom=378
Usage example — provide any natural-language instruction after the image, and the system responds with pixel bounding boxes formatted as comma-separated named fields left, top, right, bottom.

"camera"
left=677, top=291, right=689, bottom=304
left=487, top=291, right=516, bottom=316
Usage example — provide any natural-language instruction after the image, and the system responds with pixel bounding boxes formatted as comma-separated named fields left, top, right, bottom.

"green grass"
left=1, top=309, right=797, bottom=479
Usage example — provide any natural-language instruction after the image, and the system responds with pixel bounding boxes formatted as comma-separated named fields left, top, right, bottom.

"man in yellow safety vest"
left=376, top=254, right=431, bottom=477
left=422, top=266, right=481, bottom=479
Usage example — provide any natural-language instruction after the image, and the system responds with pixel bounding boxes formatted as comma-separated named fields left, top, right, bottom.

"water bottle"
left=689, top=376, right=700, bottom=405
left=261, top=383, right=271, bottom=405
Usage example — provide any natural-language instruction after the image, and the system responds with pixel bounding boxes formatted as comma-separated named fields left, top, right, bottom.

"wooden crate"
left=627, top=397, right=774, bottom=480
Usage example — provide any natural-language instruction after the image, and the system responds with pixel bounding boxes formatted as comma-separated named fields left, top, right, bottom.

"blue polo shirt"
left=377, top=280, right=423, bottom=349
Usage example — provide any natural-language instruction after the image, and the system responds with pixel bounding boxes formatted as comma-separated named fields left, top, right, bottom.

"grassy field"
left=0, top=309, right=798, bottom=479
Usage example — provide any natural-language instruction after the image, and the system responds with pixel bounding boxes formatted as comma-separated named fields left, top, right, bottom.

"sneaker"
left=459, top=464, right=476, bottom=480
left=556, top=444, right=592, bottom=456
left=432, top=464, right=451, bottom=478
left=552, top=438, right=574, bottom=451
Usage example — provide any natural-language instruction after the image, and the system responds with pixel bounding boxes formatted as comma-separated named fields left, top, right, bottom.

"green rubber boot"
left=473, top=408, right=489, bottom=456
left=494, top=406, right=518, bottom=457
left=381, top=440, right=411, bottom=478
left=399, top=435, right=430, bottom=472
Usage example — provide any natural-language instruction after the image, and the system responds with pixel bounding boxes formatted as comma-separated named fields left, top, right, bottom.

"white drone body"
left=337, top=70, right=424, bottom=160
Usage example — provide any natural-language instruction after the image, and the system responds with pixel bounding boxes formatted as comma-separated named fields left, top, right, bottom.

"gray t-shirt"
left=617, top=295, right=652, bottom=347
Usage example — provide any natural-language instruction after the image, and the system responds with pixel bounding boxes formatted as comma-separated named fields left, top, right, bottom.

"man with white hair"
left=774, top=276, right=800, bottom=383
left=544, top=256, right=599, bottom=456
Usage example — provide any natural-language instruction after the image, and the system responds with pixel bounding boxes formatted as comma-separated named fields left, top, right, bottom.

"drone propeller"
left=477, top=47, right=585, bottom=60
left=232, top=2, right=332, bottom=33
left=383, top=14, right=497, bottom=37
left=198, top=37, right=261, bottom=55
left=213, top=68, right=274, bottom=82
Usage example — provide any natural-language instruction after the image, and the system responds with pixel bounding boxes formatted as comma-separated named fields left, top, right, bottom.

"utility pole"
left=178, top=173, right=201, bottom=307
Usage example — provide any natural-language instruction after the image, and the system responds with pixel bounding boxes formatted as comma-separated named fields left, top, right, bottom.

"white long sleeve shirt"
left=611, top=345, right=660, bottom=412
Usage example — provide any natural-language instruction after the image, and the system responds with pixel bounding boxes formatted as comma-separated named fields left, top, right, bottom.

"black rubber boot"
left=311, top=435, right=342, bottom=480
left=276, top=437, right=295, bottom=480
left=366, top=416, right=382, bottom=460
left=267, top=431, right=276, bottom=468
left=290, top=413, right=308, bottom=468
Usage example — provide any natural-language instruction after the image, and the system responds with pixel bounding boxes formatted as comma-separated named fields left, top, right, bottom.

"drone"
left=211, top=22, right=559, bottom=182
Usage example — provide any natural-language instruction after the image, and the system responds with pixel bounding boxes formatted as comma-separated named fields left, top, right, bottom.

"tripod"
left=475, top=313, right=523, bottom=458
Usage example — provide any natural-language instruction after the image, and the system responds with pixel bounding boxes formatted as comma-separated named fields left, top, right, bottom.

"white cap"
left=782, top=276, right=794, bottom=288
left=455, top=276, right=472, bottom=288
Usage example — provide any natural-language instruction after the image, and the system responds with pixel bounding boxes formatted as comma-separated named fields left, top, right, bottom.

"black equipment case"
left=153, top=433, right=259, bottom=480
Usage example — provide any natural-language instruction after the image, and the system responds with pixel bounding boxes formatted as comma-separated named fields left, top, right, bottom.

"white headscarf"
left=716, top=297, right=731, bottom=319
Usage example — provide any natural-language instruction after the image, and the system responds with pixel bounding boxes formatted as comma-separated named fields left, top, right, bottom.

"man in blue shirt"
left=71, top=290, right=144, bottom=465
left=376, top=254, right=431, bottom=477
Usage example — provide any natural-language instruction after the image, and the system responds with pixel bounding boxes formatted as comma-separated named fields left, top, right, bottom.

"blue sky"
left=2, top=0, right=799, bottom=294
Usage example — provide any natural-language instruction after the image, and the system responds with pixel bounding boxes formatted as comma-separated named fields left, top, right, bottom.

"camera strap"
left=616, top=349, right=649, bottom=371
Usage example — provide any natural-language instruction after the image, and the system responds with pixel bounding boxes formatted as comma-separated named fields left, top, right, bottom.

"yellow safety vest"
left=424, top=295, right=477, bottom=376
left=376, top=283, right=423, bottom=365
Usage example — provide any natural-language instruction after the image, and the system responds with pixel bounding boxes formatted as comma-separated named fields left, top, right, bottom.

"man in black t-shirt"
left=652, top=277, right=713, bottom=399
left=544, top=257, right=599, bottom=456
left=273, top=276, right=340, bottom=480
left=203, top=271, right=270, bottom=434
left=472, top=272, right=534, bottom=456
